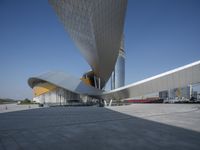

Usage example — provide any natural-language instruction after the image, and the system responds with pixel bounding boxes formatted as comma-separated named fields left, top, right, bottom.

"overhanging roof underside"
left=49, top=0, right=128, bottom=87
left=28, top=72, right=102, bottom=96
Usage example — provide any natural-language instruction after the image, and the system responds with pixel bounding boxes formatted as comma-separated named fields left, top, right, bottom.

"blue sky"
left=0, top=0, right=200, bottom=99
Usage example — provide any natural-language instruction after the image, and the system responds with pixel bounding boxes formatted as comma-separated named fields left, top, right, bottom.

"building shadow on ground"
left=0, top=106, right=199, bottom=150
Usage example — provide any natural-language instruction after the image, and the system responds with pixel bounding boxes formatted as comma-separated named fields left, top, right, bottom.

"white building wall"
left=102, top=61, right=200, bottom=100
left=33, top=87, right=89, bottom=105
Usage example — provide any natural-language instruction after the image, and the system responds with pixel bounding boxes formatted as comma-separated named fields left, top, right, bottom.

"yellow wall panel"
left=33, top=83, right=56, bottom=96
left=81, top=78, right=92, bottom=86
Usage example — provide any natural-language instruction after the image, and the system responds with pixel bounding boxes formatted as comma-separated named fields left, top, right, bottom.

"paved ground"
left=0, top=104, right=39, bottom=113
left=0, top=104, right=200, bottom=150
left=108, top=104, right=200, bottom=132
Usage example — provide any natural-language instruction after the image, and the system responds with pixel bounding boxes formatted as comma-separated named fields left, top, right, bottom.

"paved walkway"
left=0, top=104, right=200, bottom=150
left=108, top=104, right=200, bottom=132
left=0, top=104, right=39, bottom=113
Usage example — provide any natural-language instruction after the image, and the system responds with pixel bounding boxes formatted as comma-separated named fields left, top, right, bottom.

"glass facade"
left=33, top=87, right=95, bottom=105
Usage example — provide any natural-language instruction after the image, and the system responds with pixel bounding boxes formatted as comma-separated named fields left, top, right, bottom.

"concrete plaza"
left=0, top=104, right=200, bottom=150
left=0, top=104, right=39, bottom=114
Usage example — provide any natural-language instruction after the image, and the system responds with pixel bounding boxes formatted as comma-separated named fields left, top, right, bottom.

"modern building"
left=28, top=0, right=200, bottom=104
left=111, top=35, right=125, bottom=90
left=159, top=86, right=192, bottom=100
left=48, top=0, right=127, bottom=89
left=29, top=72, right=101, bottom=105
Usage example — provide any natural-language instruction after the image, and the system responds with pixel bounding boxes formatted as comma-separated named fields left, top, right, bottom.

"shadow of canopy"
left=0, top=106, right=199, bottom=150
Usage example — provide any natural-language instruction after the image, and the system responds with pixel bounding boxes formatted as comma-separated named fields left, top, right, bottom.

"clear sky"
left=0, top=0, right=200, bottom=99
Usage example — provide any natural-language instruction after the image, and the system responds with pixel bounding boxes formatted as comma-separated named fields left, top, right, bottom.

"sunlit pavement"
left=107, top=104, right=200, bottom=132
left=0, top=104, right=200, bottom=150
left=0, top=103, right=39, bottom=113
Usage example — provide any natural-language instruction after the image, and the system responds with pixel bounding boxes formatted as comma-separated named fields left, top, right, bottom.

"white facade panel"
left=101, top=61, right=200, bottom=100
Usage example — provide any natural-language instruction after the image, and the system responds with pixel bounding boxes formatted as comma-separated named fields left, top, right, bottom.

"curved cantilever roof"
left=101, top=60, right=200, bottom=100
left=28, top=61, right=200, bottom=100
left=28, top=72, right=102, bottom=96
left=49, top=0, right=127, bottom=88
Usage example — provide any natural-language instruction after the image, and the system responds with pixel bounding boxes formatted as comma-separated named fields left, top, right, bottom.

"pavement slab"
left=0, top=104, right=200, bottom=150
